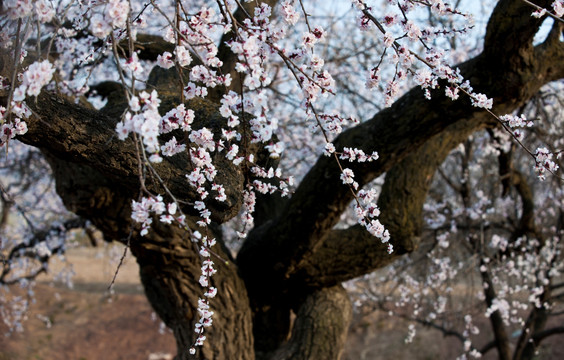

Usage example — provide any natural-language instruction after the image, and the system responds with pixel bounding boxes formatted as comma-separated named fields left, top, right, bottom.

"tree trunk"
left=267, top=286, right=352, bottom=360
left=131, top=223, right=255, bottom=360
left=42, top=151, right=257, bottom=359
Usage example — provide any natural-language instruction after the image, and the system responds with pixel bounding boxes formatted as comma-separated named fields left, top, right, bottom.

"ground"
left=0, top=245, right=176, bottom=360
left=1, top=244, right=562, bottom=360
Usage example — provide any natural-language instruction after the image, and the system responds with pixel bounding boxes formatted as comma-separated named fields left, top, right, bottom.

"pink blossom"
left=403, top=20, right=422, bottom=40
left=553, top=1, right=564, bottom=17
left=35, top=0, right=55, bottom=23
left=174, top=46, right=192, bottom=67
left=470, top=93, right=493, bottom=109
left=157, top=52, right=174, bottom=69
left=5, top=0, right=33, bottom=19
left=107, top=0, right=128, bottom=28
left=20, top=60, right=55, bottom=97
left=90, top=13, right=112, bottom=38
left=340, top=168, right=355, bottom=185
left=281, top=1, right=300, bottom=25
left=161, top=137, right=186, bottom=157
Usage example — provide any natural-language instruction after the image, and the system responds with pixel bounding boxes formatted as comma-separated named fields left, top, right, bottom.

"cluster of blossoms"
left=218, top=90, right=279, bottom=145
left=131, top=196, right=182, bottom=236
left=353, top=0, right=562, bottom=184
left=355, top=188, right=392, bottom=252
left=3, top=0, right=54, bottom=21
left=339, top=147, right=379, bottom=162
left=1, top=58, right=56, bottom=149
left=316, top=113, right=359, bottom=134
left=496, top=111, right=561, bottom=181
left=353, top=0, right=476, bottom=106
left=156, top=45, right=193, bottom=69
left=532, top=1, right=564, bottom=18
left=553, top=0, right=564, bottom=16
left=189, top=233, right=218, bottom=355
left=469, top=93, right=493, bottom=110
left=281, top=0, right=300, bottom=25
left=0, top=102, right=28, bottom=147
left=534, top=147, right=559, bottom=180
left=234, top=158, right=294, bottom=239
left=227, top=3, right=279, bottom=91
left=160, top=6, right=232, bottom=98
left=237, top=189, right=256, bottom=239
left=164, top=6, right=226, bottom=67
left=14, top=60, right=55, bottom=100
left=89, top=0, right=129, bottom=39
left=116, top=90, right=163, bottom=161
left=498, top=113, right=533, bottom=141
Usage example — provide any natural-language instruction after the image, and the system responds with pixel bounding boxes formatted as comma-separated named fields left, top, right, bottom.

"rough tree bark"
left=1, top=0, right=563, bottom=359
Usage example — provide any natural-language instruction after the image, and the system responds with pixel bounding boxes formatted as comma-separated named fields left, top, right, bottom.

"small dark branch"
left=0, top=181, right=37, bottom=233
left=8, top=217, right=86, bottom=256
left=107, top=229, right=132, bottom=291
left=0, top=187, right=13, bottom=229
left=0, top=217, right=87, bottom=285
left=371, top=301, right=476, bottom=354
left=551, top=282, right=564, bottom=291
left=480, top=260, right=512, bottom=360
left=84, top=224, right=101, bottom=247
left=508, top=169, right=537, bottom=242
left=412, top=317, right=467, bottom=344
left=479, top=340, right=497, bottom=356
left=489, top=129, right=513, bottom=197
left=531, top=326, right=564, bottom=342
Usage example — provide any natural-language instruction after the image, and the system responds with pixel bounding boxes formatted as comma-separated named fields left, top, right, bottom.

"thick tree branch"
left=484, top=0, right=552, bottom=59
left=25, top=94, right=243, bottom=222
left=531, top=326, right=564, bottom=342
left=0, top=63, right=253, bottom=223
left=291, top=113, right=490, bottom=288
left=237, top=0, right=564, bottom=302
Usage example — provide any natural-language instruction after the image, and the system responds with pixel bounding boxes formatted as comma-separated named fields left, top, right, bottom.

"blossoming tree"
left=0, top=0, right=563, bottom=359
